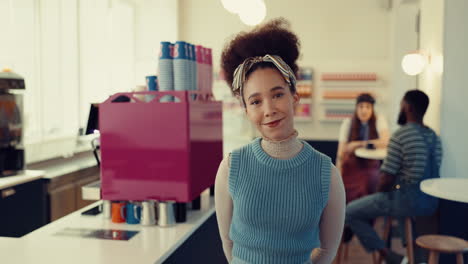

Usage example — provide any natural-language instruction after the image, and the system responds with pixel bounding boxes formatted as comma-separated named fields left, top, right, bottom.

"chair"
left=335, top=216, right=414, bottom=264
left=416, top=235, right=468, bottom=264
left=336, top=221, right=385, bottom=264
left=378, top=216, right=415, bottom=264
left=335, top=236, right=348, bottom=264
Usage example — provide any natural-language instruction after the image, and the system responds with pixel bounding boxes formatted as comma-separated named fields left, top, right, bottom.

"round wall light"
left=238, top=0, right=266, bottom=26
left=401, top=52, right=429, bottom=76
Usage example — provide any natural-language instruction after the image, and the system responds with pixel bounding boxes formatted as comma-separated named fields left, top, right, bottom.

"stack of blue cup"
left=190, top=44, right=197, bottom=90
left=145, top=75, right=158, bottom=102
left=158, top=42, right=174, bottom=102
left=187, top=43, right=194, bottom=91
left=145, top=75, right=158, bottom=91
left=173, top=41, right=191, bottom=94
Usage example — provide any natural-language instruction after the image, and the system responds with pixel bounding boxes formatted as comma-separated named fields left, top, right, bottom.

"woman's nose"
left=263, top=100, right=277, bottom=117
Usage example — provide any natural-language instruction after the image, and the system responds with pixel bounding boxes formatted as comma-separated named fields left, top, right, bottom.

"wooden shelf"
left=321, top=72, right=377, bottom=81
left=320, top=98, right=386, bottom=105
left=294, top=116, right=312, bottom=122
left=299, top=98, right=313, bottom=104
left=319, top=118, right=346, bottom=123
left=320, top=80, right=383, bottom=88
left=320, top=99, right=355, bottom=106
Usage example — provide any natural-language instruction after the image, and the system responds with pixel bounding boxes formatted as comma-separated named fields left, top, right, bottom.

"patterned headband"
left=232, top=54, right=297, bottom=99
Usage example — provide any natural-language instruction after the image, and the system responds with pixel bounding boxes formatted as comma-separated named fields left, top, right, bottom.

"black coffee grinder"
left=0, top=69, right=25, bottom=177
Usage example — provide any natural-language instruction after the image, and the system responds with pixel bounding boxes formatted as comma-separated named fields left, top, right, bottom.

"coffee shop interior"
left=0, top=0, right=467, bottom=263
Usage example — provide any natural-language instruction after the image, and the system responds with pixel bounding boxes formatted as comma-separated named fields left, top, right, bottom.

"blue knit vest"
left=229, top=138, right=331, bottom=264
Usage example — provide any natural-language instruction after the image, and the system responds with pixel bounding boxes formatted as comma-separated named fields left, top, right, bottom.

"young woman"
left=336, top=93, right=389, bottom=203
left=215, top=18, right=345, bottom=264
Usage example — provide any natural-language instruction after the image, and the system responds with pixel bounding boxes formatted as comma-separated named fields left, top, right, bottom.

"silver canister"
left=140, top=200, right=156, bottom=226
left=157, top=201, right=176, bottom=227
left=102, top=200, right=111, bottom=219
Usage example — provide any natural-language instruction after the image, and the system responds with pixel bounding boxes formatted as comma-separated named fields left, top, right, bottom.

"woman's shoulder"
left=228, top=138, right=261, bottom=165
left=375, top=113, right=389, bottom=130
left=375, top=113, right=386, bottom=121
left=338, top=118, right=352, bottom=142
left=341, top=117, right=351, bottom=126
left=339, top=117, right=352, bottom=132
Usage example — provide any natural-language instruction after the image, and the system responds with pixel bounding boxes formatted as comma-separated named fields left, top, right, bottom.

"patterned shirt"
left=381, top=123, right=442, bottom=185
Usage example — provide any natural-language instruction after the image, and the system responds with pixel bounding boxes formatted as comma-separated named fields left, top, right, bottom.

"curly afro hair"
left=220, top=18, right=301, bottom=97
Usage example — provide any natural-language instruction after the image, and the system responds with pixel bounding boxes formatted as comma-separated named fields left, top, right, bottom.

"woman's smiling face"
left=356, top=102, right=374, bottom=123
left=243, top=67, right=299, bottom=141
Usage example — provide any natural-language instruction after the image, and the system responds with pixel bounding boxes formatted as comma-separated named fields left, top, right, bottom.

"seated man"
left=345, top=90, right=443, bottom=263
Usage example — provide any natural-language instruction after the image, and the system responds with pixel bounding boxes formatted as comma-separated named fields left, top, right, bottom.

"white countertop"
left=38, top=153, right=98, bottom=180
left=420, top=178, right=468, bottom=203
left=355, top=147, right=387, bottom=160
left=0, top=152, right=97, bottom=189
left=0, top=170, right=45, bottom=189
left=82, top=180, right=101, bottom=200
left=0, top=189, right=215, bottom=264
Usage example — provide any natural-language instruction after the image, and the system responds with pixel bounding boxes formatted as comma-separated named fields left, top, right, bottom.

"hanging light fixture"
left=220, top=0, right=266, bottom=26
left=238, top=0, right=266, bottom=26
left=221, top=0, right=240, bottom=14
left=401, top=51, right=429, bottom=76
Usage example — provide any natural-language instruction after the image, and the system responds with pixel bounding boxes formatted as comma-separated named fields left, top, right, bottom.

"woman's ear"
left=292, top=92, right=300, bottom=107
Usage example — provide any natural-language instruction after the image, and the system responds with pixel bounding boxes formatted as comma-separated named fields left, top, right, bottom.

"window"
left=0, top=0, right=136, bottom=163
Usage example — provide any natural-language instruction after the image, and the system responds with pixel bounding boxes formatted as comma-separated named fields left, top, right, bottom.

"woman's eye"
left=274, top=93, right=284, bottom=98
left=250, top=100, right=260, bottom=105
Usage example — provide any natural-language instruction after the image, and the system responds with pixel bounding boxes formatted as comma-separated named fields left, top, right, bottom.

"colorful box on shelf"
left=294, top=103, right=311, bottom=118
left=296, top=67, right=314, bottom=97
left=99, top=91, right=222, bottom=203
left=321, top=72, right=377, bottom=81
left=298, top=67, right=314, bottom=81
left=320, top=112, right=353, bottom=122
left=321, top=99, right=355, bottom=105
left=320, top=118, right=347, bottom=123
left=325, top=114, right=353, bottom=119
left=297, top=85, right=313, bottom=98
left=325, top=109, right=354, bottom=119
left=323, top=90, right=375, bottom=99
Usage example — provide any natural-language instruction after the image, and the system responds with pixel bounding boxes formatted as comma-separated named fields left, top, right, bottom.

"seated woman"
left=336, top=93, right=389, bottom=203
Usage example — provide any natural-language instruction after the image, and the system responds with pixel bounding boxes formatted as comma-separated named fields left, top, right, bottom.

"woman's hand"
left=368, top=130, right=390, bottom=149
left=345, top=140, right=366, bottom=153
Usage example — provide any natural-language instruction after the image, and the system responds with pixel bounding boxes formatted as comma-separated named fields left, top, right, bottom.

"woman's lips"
left=264, top=118, right=283, bottom=128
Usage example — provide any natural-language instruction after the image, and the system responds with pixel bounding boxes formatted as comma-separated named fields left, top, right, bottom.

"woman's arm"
left=337, top=118, right=361, bottom=170
left=369, top=115, right=390, bottom=148
left=344, top=128, right=390, bottom=154
left=344, top=140, right=367, bottom=153
left=368, top=129, right=390, bottom=148
left=214, top=156, right=234, bottom=262
left=311, top=165, right=346, bottom=264
left=336, top=141, right=346, bottom=171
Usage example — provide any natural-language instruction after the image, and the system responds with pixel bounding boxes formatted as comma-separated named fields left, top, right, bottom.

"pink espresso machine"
left=99, top=91, right=222, bottom=222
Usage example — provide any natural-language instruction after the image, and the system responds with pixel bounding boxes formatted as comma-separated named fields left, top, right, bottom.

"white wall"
left=134, top=0, right=179, bottom=86
left=440, top=0, right=468, bottom=178
left=419, top=0, right=444, bottom=133
left=179, top=0, right=392, bottom=140
left=389, top=1, right=419, bottom=132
